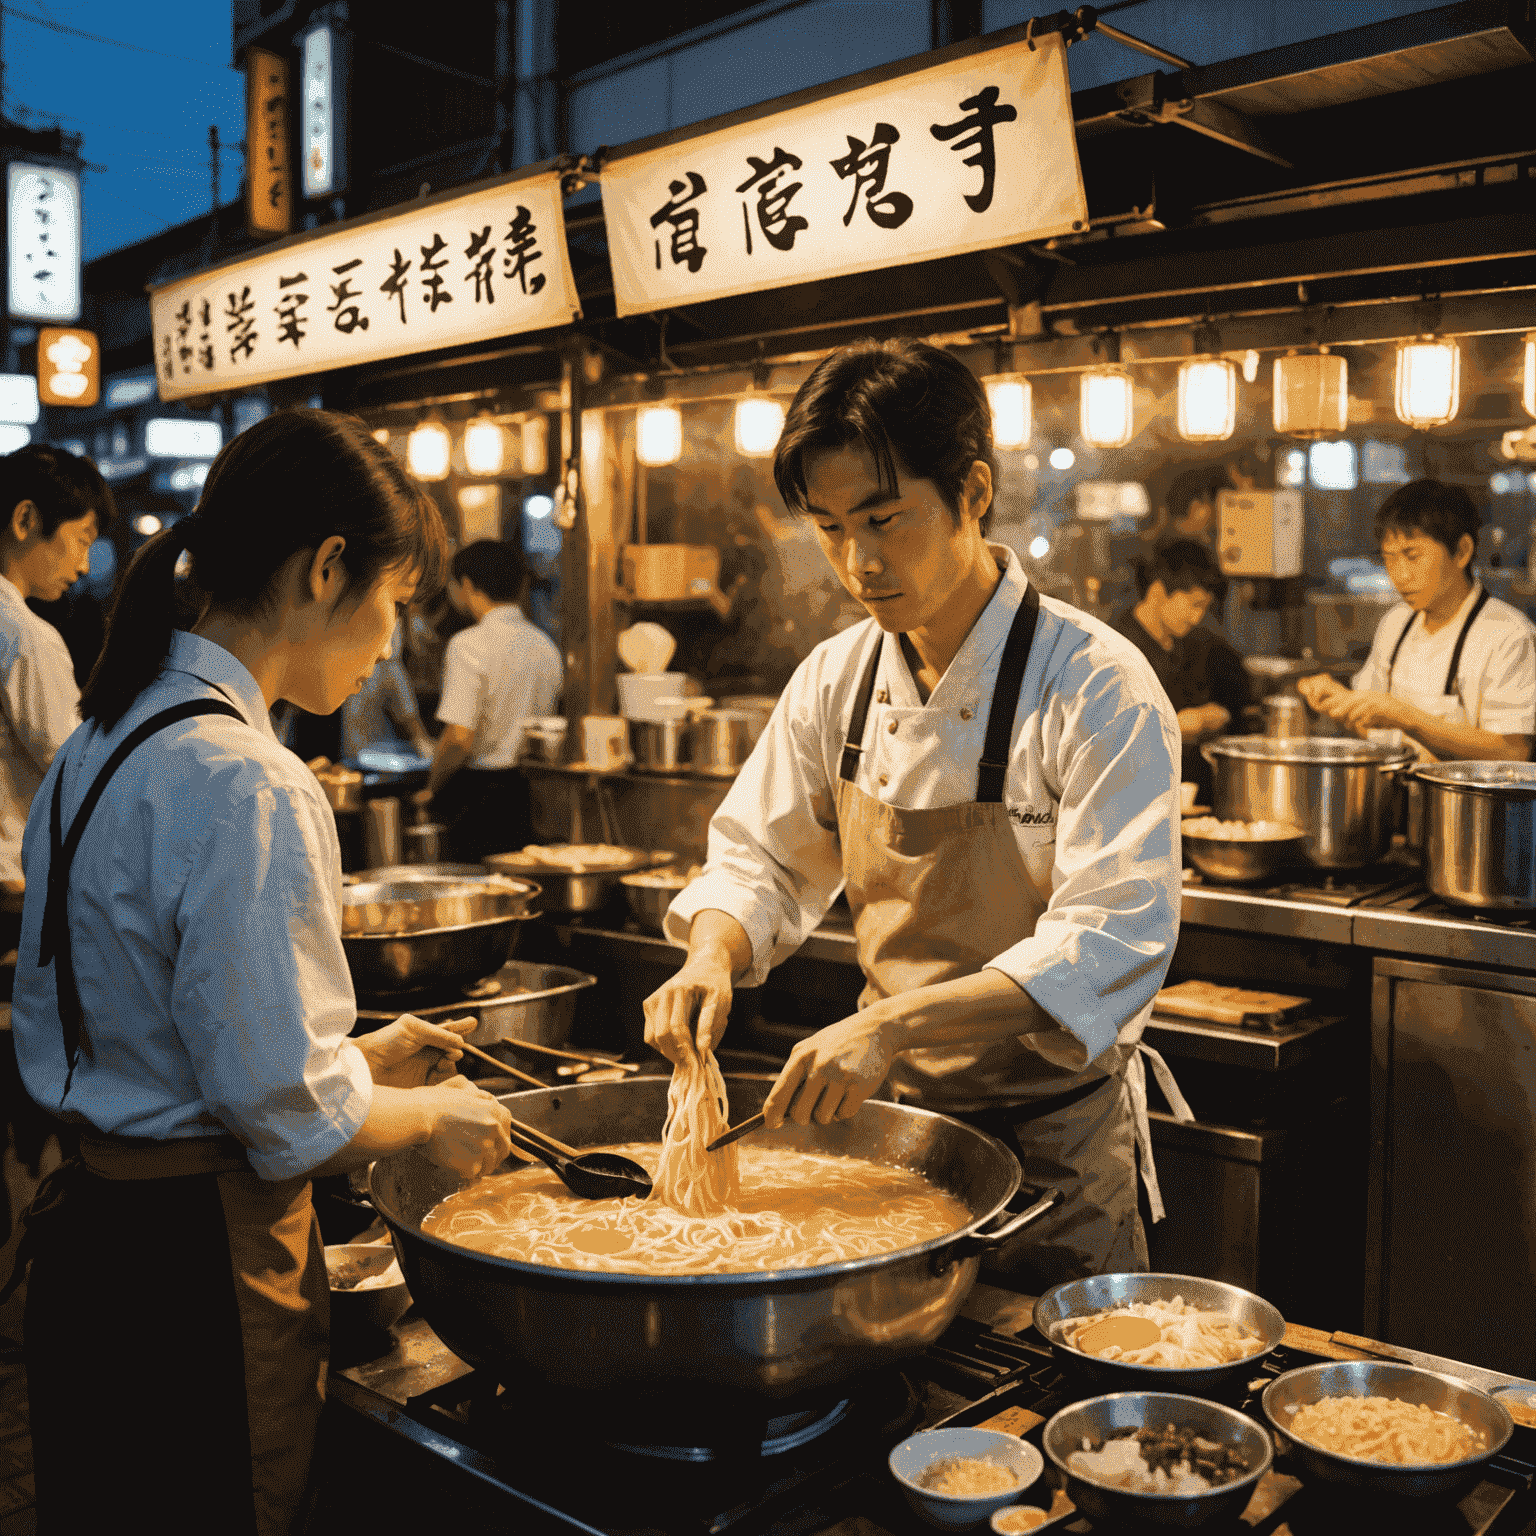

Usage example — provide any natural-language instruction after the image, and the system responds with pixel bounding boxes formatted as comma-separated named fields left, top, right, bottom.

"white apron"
left=834, top=585, right=1191, bottom=1289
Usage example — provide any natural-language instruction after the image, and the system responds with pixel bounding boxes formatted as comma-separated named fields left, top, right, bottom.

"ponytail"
left=80, top=408, right=446, bottom=730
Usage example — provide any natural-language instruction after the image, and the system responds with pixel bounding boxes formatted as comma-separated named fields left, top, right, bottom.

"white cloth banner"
left=602, top=32, right=1086, bottom=318
left=149, top=170, right=580, bottom=400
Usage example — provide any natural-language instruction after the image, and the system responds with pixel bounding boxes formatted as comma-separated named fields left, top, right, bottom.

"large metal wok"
left=368, top=1076, right=1056, bottom=1414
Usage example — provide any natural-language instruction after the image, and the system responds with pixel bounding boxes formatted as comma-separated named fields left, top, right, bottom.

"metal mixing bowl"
left=1261, top=1360, right=1514, bottom=1497
left=466, top=960, right=598, bottom=1050
left=484, top=847, right=673, bottom=914
left=341, top=876, right=541, bottom=934
left=1042, top=1391, right=1272, bottom=1529
left=1182, top=826, right=1306, bottom=884
left=341, top=913, right=537, bottom=996
left=619, top=870, right=690, bottom=933
left=1033, top=1273, right=1285, bottom=1395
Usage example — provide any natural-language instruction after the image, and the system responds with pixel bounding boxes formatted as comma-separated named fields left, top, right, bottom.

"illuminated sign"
left=246, top=47, right=292, bottom=236
left=145, top=418, right=223, bottom=458
left=7, top=163, right=81, bottom=322
left=38, top=327, right=99, bottom=406
left=0, top=425, right=31, bottom=452
left=602, top=31, right=1086, bottom=316
left=0, top=374, right=40, bottom=425
left=301, top=25, right=346, bottom=198
left=150, top=169, right=580, bottom=399
left=105, top=372, right=158, bottom=408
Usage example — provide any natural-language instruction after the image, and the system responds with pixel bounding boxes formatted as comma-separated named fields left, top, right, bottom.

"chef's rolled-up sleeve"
left=172, top=784, right=372, bottom=1180
left=664, top=686, right=846, bottom=986
left=985, top=697, right=1181, bottom=1064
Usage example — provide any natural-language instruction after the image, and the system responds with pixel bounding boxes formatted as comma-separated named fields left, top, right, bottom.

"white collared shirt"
left=665, top=546, right=1184, bottom=1065
left=1352, top=584, right=1536, bottom=735
left=0, top=574, right=80, bottom=882
left=436, top=603, right=562, bottom=769
left=12, top=631, right=372, bottom=1180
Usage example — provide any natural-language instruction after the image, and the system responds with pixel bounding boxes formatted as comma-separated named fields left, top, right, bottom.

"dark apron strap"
left=1386, top=609, right=1416, bottom=686
left=838, top=630, right=886, bottom=783
left=40, top=699, right=245, bottom=1100
left=976, top=582, right=1042, bottom=803
left=1442, top=586, right=1491, bottom=696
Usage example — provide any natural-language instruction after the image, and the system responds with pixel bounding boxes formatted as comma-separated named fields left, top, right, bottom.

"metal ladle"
left=504, top=1122, right=653, bottom=1201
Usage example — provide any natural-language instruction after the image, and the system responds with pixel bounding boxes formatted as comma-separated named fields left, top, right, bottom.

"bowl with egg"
left=1042, top=1391, right=1271, bottom=1528
left=1033, top=1273, right=1285, bottom=1395
left=888, top=1426, right=1043, bottom=1530
left=1180, top=817, right=1307, bottom=884
left=1261, top=1359, right=1514, bottom=1497
left=324, top=1242, right=412, bottom=1334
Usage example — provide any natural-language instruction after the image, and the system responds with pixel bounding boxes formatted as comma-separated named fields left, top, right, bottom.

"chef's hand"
left=762, top=1012, right=897, bottom=1129
left=1297, top=673, right=1348, bottom=711
left=418, top=1075, right=514, bottom=1180
left=643, top=953, right=733, bottom=1064
left=1175, top=703, right=1230, bottom=741
left=1333, top=690, right=1405, bottom=732
left=356, top=1014, right=475, bottom=1089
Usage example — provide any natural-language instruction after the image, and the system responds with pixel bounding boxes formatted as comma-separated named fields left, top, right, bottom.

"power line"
left=2, top=3, right=233, bottom=71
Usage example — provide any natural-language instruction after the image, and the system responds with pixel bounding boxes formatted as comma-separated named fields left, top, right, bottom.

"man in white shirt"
left=0, top=445, right=111, bottom=889
left=644, top=339, right=1187, bottom=1289
left=417, top=540, right=561, bottom=859
left=1299, top=481, right=1534, bottom=762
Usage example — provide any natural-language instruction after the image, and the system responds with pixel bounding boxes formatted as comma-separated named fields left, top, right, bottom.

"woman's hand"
left=355, top=1014, right=476, bottom=1089
left=762, top=1011, right=897, bottom=1129
left=418, top=1075, right=513, bottom=1180
left=643, top=951, right=734, bottom=1064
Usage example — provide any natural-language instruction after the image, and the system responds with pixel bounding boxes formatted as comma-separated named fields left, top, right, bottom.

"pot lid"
left=1205, top=735, right=1414, bottom=766
left=1411, top=761, right=1536, bottom=795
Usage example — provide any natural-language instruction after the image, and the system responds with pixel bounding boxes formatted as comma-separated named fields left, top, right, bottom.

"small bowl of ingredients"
left=1180, top=816, right=1307, bottom=884
left=1042, top=1392, right=1271, bottom=1528
left=889, top=1427, right=1043, bottom=1530
left=324, top=1242, right=411, bottom=1333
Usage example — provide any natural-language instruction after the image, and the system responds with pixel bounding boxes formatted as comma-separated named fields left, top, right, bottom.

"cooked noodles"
left=1285, top=1396, right=1487, bottom=1464
left=650, top=1043, right=738, bottom=1216
left=1060, top=1297, right=1263, bottom=1368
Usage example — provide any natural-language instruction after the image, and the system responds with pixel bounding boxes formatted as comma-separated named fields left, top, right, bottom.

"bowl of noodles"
left=1261, top=1360, right=1514, bottom=1497
left=1033, top=1273, right=1285, bottom=1395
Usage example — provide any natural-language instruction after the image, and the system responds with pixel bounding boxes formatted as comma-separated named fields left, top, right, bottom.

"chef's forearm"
left=1400, top=706, right=1530, bottom=763
left=307, top=1085, right=434, bottom=1177
left=426, top=731, right=473, bottom=796
left=875, top=967, right=1055, bottom=1052
left=687, top=908, right=754, bottom=979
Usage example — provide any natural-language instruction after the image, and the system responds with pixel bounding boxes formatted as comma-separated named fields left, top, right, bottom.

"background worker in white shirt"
left=6, top=410, right=512, bottom=1535
left=1299, top=480, right=1535, bottom=762
left=0, top=444, right=113, bottom=892
left=416, top=539, right=562, bottom=860
left=645, top=339, right=1188, bottom=1291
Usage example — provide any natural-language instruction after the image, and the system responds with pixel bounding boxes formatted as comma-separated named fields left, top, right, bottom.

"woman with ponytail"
left=6, top=409, right=513, bottom=1534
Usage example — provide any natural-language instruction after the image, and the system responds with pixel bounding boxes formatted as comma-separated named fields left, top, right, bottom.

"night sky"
left=5, top=1, right=242, bottom=261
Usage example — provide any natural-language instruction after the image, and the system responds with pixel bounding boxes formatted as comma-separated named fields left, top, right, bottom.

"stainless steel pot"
left=1408, top=761, right=1536, bottom=909
left=483, top=847, right=672, bottom=914
left=691, top=708, right=756, bottom=777
left=341, top=912, right=538, bottom=996
left=367, top=1077, right=1059, bottom=1413
left=1202, top=736, right=1414, bottom=868
left=628, top=717, right=692, bottom=773
left=468, top=960, right=598, bottom=1050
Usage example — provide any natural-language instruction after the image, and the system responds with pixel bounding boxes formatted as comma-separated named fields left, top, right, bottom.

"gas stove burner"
left=607, top=1395, right=854, bottom=1462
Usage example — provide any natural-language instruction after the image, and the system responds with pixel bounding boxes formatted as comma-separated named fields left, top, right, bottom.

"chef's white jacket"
left=0, top=573, right=80, bottom=883
left=436, top=602, right=562, bottom=769
left=665, top=546, right=1184, bottom=1067
left=13, top=631, right=373, bottom=1180
left=1351, top=584, right=1536, bottom=737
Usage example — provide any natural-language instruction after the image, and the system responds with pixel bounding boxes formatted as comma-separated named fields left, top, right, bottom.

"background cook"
left=645, top=338, right=1189, bottom=1292
left=1299, top=479, right=1535, bottom=762
left=7, top=411, right=513, bottom=1536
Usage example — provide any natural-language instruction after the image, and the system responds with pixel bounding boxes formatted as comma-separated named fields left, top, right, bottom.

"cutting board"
left=1155, top=979, right=1311, bottom=1029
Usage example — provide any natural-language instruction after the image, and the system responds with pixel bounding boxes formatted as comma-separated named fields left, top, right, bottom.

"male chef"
left=645, top=338, right=1190, bottom=1288
left=1299, top=480, right=1534, bottom=762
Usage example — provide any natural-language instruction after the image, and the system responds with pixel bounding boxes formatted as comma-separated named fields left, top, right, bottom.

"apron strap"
left=1127, top=1043, right=1195, bottom=1225
left=1442, top=586, right=1491, bottom=696
left=976, top=582, right=1042, bottom=803
left=41, top=699, right=246, bottom=1101
left=839, top=630, right=886, bottom=783
left=1386, top=608, right=1416, bottom=686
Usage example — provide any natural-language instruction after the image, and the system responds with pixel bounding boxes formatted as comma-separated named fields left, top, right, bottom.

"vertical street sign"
left=301, top=24, right=348, bottom=199
left=246, top=47, right=293, bottom=237
left=6, top=163, right=82, bottom=323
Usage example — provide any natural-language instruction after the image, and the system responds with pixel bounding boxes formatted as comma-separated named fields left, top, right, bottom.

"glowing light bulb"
left=1080, top=369, right=1133, bottom=448
left=983, top=377, right=1031, bottom=450
left=1177, top=358, right=1237, bottom=442
left=1048, top=447, right=1075, bottom=471
left=734, top=397, right=786, bottom=457
left=1394, top=339, right=1460, bottom=428
left=637, top=405, right=683, bottom=466
left=1028, top=535, right=1050, bottom=558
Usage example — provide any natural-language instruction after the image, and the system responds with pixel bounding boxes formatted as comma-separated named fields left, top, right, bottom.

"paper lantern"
left=463, top=414, right=506, bottom=477
left=637, top=405, right=683, bottom=466
left=983, top=377, right=1031, bottom=449
left=1080, top=368, right=1134, bottom=448
left=1394, top=339, right=1460, bottom=428
left=406, top=415, right=450, bottom=481
left=520, top=416, right=548, bottom=477
left=1523, top=334, right=1535, bottom=420
left=1177, top=358, right=1237, bottom=442
left=734, top=397, right=786, bottom=457
left=1272, top=351, right=1348, bottom=438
